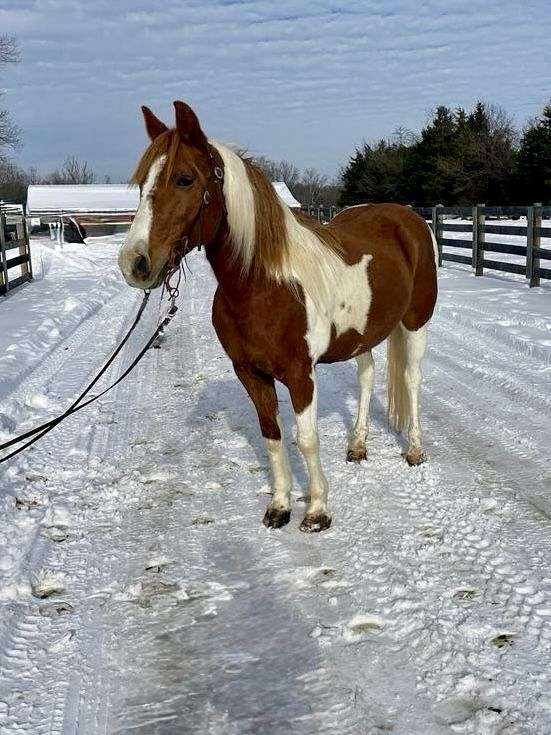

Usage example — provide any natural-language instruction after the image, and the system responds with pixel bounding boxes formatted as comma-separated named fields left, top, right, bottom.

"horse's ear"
left=173, top=101, right=208, bottom=150
left=141, top=106, right=168, bottom=141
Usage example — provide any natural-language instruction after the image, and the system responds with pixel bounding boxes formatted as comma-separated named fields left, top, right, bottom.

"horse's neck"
left=205, top=233, right=258, bottom=309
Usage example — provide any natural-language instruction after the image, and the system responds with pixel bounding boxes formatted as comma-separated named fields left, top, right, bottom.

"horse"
left=118, top=101, right=438, bottom=533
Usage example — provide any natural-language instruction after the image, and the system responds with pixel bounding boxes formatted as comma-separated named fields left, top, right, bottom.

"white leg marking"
left=265, top=418, right=292, bottom=511
left=402, top=324, right=427, bottom=460
left=295, top=376, right=329, bottom=519
left=349, top=350, right=375, bottom=455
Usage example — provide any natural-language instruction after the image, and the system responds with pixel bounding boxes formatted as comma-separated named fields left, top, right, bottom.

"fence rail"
left=416, top=204, right=551, bottom=287
left=0, top=206, right=33, bottom=296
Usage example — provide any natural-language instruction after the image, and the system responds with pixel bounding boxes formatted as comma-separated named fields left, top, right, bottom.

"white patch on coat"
left=402, top=323, right=427, bottom=451
left=118, top=154, right=166, bottom=283
left=265, top=417, right=292, bottom=511
left=350, top=350, right=375, bottom=449
left=210, top=140, right=348, bottom=316
left=303, top=254, right=373, bottom=362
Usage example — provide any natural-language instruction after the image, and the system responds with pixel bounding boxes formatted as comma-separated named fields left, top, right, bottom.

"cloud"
left=2, top=0, right=551, bottom=179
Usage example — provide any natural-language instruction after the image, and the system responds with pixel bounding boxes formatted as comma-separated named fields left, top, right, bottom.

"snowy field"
left=1, top=235, right=551, bottom=734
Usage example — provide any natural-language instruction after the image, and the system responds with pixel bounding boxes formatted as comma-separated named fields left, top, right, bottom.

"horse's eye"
left=176, top=175, right=194, bottom=188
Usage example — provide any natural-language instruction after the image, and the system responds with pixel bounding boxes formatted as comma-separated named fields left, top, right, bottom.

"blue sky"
left=1, top=0, right=550, bottom=181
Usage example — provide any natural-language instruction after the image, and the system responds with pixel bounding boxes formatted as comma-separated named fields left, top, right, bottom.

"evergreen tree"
left=515, top=103, right=551, bottom=204
left=340, top=102, right=517, bottom=206
left=402, top=106, right=460, bottom=204
left=460, top=102, right=516, bottom=204
left=338, top=139, right=408, bottom=206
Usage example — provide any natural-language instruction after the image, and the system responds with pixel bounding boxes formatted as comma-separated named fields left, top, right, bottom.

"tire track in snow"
left=0, top=286, right=142, bottom=734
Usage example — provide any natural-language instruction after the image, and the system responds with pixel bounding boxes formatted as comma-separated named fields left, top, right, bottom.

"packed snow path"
left=1, top=238, right=551, bottom=734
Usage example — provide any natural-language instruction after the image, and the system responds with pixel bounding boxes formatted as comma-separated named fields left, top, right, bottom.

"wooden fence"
left=415, top=204, right=551, bottom=287
left=302, top=204, right=340, bottom=222
left=0, top=205, right=33, bottom=296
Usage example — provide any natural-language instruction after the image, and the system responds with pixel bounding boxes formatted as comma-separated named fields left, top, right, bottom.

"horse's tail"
left=387, top=325, right=410, bottom=433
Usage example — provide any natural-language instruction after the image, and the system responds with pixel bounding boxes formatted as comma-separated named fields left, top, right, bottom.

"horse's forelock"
left=132, top=129, right=179, bottom=188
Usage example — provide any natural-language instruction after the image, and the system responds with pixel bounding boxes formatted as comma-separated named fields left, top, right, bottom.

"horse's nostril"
left=133, top=254, right=150, bottom=279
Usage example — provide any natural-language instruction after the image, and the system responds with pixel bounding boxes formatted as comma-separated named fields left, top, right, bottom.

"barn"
left=272, top=181, right=301, bottom=208
left=26, top=184, right=139, bottom=240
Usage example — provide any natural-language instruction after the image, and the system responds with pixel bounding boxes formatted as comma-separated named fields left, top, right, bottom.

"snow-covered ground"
left=1, top=235, right=551, bottom=734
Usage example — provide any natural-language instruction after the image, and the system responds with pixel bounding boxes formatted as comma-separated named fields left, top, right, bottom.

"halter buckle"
left=214, top=166, right=223, bottom=181
left=203, top=190, right=211, bottom=205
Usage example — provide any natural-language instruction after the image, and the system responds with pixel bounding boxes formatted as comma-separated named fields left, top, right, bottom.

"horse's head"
left=118, top=101, right=225, bottom=290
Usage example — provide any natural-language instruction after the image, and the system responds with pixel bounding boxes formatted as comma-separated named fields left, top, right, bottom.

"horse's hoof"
left=346, top=447, right=367, bottom=463
left=262, top=507, right=291, bottom=529
left=404, top=449, right=426, bottom=466
left=300, top=513, right=332, bottom=533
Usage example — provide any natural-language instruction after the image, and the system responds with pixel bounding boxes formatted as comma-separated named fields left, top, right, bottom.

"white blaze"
left=118, top=154, right=166, bottom=285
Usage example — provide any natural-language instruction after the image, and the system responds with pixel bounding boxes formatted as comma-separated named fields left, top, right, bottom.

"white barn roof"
left=272, top=181, right=301, bottom=208
left=26, top=185, right=139, bottom=216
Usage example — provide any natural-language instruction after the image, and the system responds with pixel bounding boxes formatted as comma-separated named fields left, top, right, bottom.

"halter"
left=162, top=147, right=226, bottom=301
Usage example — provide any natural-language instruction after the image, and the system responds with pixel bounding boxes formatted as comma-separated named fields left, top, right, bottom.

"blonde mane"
left=211, top=141, right=345, bottom=313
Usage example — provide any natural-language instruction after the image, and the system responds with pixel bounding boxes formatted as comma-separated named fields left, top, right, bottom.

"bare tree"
left=299, top=167, right=329, bottom=205
left=392, top=126, right=418, bottom=147
left=0, top=35, right=21, bottom=158
left=45, top=156, right=96, bottom=184
left=0, top=161, right=40, bottom=203
left=254, top=155, right=301, bottom=190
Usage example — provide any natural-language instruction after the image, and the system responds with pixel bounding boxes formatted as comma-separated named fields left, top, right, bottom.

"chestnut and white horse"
left=118, top=101, right=438, bottom=532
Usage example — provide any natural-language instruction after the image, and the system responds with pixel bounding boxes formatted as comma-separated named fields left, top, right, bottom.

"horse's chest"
left=304, top=254, right=372, bottom=362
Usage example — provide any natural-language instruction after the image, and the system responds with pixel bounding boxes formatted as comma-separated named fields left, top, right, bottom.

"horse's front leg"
left=233, top=363, right=293, bottom=528
left=287, top=368, right=331, bottom=533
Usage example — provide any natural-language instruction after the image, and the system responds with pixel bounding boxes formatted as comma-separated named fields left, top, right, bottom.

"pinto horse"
left=118, top=101, right=438, bottom=532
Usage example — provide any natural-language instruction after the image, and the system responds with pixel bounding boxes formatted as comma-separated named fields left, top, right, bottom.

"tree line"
left=0, top=155, right=103, bottom=204
left=339, top=101, right=551, bottom=207
left=253, top=156, right=340, bottom=207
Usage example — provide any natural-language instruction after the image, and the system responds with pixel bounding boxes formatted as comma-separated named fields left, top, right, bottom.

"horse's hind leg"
left=388, top=323, right=428, bottom=466
left=233, top=364, right=292, bottom=528
left=347, top=350, right=375, bottom=462
left=403, top=324, right=428, bottom=465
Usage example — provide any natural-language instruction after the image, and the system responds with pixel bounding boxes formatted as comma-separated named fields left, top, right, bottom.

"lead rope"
left=0, top=290, right=180, bottom=465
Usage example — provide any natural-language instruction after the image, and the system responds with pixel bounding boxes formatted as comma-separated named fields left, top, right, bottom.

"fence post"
left=473, top=203, right=485, bottom=276
left=431, top=204, right=443, bottom=267
left=22, top=216, right=33, bottom=280
left=0, top=210, right=9, bottom=296
left=526, top=203, right=542, bottom=288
